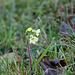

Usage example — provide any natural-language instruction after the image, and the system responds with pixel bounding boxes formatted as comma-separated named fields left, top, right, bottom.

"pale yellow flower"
left=26, top=27, right=32, bottom=32
left=29, top=36, right=38, bottom=44
left=32, top=29, right=40, bottom=36
left=35, top=29, right=41, bottom=36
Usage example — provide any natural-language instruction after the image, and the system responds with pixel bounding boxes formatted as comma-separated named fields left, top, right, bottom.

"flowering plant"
left=26, top=27, right=40, bottom=44
left=26, top=27, right=41, bottom=75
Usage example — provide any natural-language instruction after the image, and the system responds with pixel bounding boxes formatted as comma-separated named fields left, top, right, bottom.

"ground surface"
left=0, top=0, right=75, bottom=75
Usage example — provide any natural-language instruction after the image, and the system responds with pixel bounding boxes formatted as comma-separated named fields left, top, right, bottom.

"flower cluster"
left=26, top=27, right=41, bottom=44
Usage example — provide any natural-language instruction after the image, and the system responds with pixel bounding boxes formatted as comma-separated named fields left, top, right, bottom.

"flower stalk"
left=27, top=39, right=33, bottom=75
